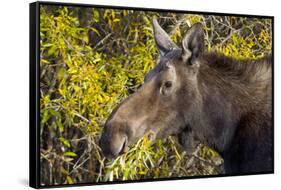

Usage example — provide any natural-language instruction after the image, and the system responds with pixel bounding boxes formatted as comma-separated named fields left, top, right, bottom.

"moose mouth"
left=102, top=136, right=128, bottom=159
left=118, top=137, right=128, bottom=156
left=100, top=123, right=157, bottom=159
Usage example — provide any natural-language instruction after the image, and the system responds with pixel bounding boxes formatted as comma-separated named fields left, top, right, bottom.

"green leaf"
left=83, top=34, right=89, bottom=44
left=59, top=137, right=70, bottom=148
left=66, top=176, right=74, bottom=184
left=64, top=151, right=77, bottom=157
left=64, top=157, right=74, bottom=162
left=49, top=109, right=61, bottom=118
left=41, top=109, right=50, bottom=124
left=56, top=120, right=64, bottom=132
left=42, top=43, right=54, bottom=48
left=90, top=27, right=100, bottom=36
left=93, top=9, right=100, bottom=22
left=113, top=18, right=120, bottom=22
left=47, top=45, right=57, bottom=56
left=41, top=59, right=50, bottom=64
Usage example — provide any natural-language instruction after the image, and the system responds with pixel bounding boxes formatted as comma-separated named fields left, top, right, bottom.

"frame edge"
left=30, top=1, right=40, bottom=189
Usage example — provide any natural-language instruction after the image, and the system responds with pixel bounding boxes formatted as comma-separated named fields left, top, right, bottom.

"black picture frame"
left=30, top=1, right=274, bottom=189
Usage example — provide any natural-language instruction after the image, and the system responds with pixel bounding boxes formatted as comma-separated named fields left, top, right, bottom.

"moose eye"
left=160, top=81, right=173, bottom=96
left=164, top=81, right=172, bottom=88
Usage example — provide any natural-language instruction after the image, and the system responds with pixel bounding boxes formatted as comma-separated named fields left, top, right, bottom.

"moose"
left=99, top=18, right=273, bottom=174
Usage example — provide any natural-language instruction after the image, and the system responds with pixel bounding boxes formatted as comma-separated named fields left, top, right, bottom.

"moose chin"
left=99, top=18, right=273, bottom=175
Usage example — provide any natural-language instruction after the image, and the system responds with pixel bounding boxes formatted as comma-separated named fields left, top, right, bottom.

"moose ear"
left=182, top=23, right=204, bottom=65
left=152, top=17, right=179, bottom=56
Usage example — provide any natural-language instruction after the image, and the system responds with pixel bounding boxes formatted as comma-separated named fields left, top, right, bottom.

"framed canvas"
left=29, top=1, right=274, bottom=188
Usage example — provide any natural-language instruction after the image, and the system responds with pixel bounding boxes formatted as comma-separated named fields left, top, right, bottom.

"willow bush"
left=39, top=5, right=272, bottom=186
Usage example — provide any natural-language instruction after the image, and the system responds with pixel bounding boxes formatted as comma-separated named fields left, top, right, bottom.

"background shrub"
left=39, top=5, right=272, bottom=186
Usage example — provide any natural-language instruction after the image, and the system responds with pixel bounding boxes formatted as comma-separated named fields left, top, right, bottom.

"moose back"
left=100, top=18, right=273, bottom=175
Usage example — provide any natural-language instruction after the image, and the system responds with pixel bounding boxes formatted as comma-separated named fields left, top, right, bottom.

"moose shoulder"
left=99, top=18, right=273, bottom=175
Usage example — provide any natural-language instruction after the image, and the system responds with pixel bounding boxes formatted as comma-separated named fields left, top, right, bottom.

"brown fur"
left=99, top=19, right=273, bottom=175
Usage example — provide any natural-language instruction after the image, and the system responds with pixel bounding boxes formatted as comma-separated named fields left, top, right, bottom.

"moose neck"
left=187, top=52, right=271, bottom=154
